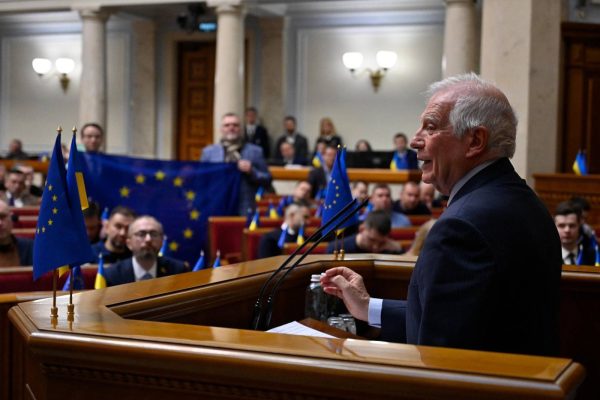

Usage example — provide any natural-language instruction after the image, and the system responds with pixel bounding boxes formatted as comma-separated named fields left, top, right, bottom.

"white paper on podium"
left=267, top=321, right=335, bottom=338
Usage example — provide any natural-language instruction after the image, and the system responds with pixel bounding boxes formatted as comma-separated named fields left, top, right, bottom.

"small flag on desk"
left=213, top=250, right=221, bottom=268
left=277, top=223, right=288, bottom=249
left=95, top=253, right=106, bottom=289
left=268, top=201, right=279, bottom=219
left=297, top=224, right=305, bottom=245
left=248, top=210, right=260, bottom=231
left=62, top=265, right=84, bottom=290
left=255, top=186, right=264, bottom=201
left=572, top=150, right=588, bottom=176
left=312, top=152, right=324, bottom=168
left=33, top=132, right=94, bottom=281
left=159, top=235, right=168, bottom=257
left=192, top=250, right=206, bottom=272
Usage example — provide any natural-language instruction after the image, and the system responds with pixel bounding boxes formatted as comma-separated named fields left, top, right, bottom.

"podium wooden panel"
left=8, top=255, right=585, bottom=400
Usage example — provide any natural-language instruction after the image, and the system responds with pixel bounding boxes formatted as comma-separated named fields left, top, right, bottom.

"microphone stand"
left=250, top=199, right=359, bottom=330
left=260, top=197, right=369, bottom=330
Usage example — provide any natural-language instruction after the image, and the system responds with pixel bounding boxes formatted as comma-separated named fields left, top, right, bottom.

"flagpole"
left=68, top=266, right=75, bottom=317
left=339, top=229, right=345, bottom=261
left=51, top=269, right=58, bottom=319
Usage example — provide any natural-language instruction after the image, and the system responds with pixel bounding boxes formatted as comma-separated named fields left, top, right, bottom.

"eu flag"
left=321, top=148, right=358, bottom=235
left=33, top=133, right=96, bottom=280
left=83, top=153, right=241, bottom=264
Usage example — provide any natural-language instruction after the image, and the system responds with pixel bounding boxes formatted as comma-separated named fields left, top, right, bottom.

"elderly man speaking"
left=321, top=73, right=561, bottom=356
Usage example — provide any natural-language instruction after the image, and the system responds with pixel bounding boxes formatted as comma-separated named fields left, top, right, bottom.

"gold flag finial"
left=72, top=126, right=77, bottom=136
left=57, top=126, right=63, bottom=135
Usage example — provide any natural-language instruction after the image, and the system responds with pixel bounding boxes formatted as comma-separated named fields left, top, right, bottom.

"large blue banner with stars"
left=83, top=153, right=241, bottom=264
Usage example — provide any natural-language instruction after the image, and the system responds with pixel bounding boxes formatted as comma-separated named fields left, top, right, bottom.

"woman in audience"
left=315, top=117, right=343, bottom=150
left=355, top=140, right=372, bottom=152
left=405, top=219, right=437, bottom=257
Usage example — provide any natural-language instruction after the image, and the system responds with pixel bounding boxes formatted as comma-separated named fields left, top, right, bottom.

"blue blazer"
left=104, top=256, right=188, bottom=287
left=381, top=158, right=561, bottom=356
left=201, top=142, right=272, bottom=215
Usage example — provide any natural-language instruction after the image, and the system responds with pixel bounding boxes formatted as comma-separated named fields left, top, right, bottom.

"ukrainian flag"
left=192, top=250, right=206, bottom=271
left=213, top=250, right=221, bottom=268
left=572, top=150, right=588, bottom=176
left=94, top=253, right=106, bottom=289
left=312, top=152, right=324, bottom=168
left=255, top=186, right=264, bottom=201
left=297, top=224, right=305, bottom=245
left=268, top=201, right=279, bottom=219
left=249, top=210, right=260, bottom=231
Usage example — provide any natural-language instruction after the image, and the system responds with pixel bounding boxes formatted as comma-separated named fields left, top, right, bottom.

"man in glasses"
left=104, top=215, right=188, bottom=286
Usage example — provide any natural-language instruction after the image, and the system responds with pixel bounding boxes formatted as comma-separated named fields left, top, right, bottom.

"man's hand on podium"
left=321, top=267, right=370, bottom=322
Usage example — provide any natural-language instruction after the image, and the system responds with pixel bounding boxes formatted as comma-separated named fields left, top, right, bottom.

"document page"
left=267, top=321, right=335, bottom=338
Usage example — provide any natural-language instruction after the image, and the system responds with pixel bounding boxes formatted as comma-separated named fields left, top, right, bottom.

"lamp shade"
left=55, top=58, right=75, bottom=74
left=375, top=51, right=397, bottom=69
left=32, top=58, right=52, bottom=75
left=342, top=52, right=364, bottom=70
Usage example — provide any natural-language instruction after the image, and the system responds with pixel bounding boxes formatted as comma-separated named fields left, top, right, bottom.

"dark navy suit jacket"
left=381, top=158, right=562, bottom=355
left=104, top=256, right=188, bottom=287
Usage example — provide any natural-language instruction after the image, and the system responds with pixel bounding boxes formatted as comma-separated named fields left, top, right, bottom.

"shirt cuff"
left=368, top=297, right=383, bottom=328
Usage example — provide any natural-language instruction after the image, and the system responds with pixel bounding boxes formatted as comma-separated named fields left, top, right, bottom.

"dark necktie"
left=567, top=253, right=576, bottom=265
left=140, top=272, right=153, bottom=280
left=8, top=196, right=14, bottom=207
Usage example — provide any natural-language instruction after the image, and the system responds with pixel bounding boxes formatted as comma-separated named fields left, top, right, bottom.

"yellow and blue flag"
left=277, top=223, right=288, bottom=249
left=83, top=153, right=240, bottom=264
left=312, top=152, right=324, bottom=168
left=33, top=133, right=95, bottom=280
left=572, top=150, right=588, bottom=176
left=268, top=201, right=279, bottom=219
left=297, top=224, right=305, bottom=245
left=94, top=253, right=106, bottom=289
left=390, top=152, right=408, bottom=171
left=158, top=235, right=168, bottom=257
left=192, top=250, right=206, bottom=271
left=321, top=148, right=358, bottom=236
left=255, top=186, right=264, bottom=201
left=63, top=265, right=84, bottom=290
left=248, top=209, right=260, bottom=231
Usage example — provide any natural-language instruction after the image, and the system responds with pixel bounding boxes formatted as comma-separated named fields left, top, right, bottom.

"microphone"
left=251, top=198, right=360, bottom=330
left=260, top=197, right=369, bottom=330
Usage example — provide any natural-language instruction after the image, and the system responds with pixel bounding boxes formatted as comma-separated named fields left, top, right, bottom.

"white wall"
left=294, top=24, right=443, bottom=152
left=0, top=14, right=131, bottom=155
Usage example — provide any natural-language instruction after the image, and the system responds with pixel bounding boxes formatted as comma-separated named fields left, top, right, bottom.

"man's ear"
left=465, top=126, right=489, bottom=158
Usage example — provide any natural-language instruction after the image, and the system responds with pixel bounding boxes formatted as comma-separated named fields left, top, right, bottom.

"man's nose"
left=410, top=131, right=424, bottom=149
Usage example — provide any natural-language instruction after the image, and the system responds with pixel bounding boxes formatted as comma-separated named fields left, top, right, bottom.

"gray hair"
left=427, top=73, right=517, bottom=158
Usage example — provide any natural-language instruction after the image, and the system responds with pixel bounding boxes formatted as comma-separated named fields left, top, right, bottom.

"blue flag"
left=101, top=207, right=109, bottom=223
left=158, top=235, right=168, bottom=257
left=213, top=251, right=221, bottom=268
left=192, top=250, right=206, bottom=271
left=33, top=133, right=96, bottom=280
left=277, top=223, right=288, bottom=249
left=62, top=265, right=85, bottom=290
left=321, top=148, right=358, bottom=235
left=572, top=150, right=588, bottom=176
left=83, top=153, right=241, bottom=264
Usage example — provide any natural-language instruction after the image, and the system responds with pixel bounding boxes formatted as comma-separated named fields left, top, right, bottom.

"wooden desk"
left=7, top=255, right=584, bottom=400
left=269, top=166, right=422, bottom=183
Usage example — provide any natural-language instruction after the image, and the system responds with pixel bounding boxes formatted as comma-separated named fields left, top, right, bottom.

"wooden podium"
left=8, top=255, right=584, bottom=400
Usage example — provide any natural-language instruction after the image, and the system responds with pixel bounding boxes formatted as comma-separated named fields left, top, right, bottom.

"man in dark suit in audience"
left=554, top=201, right=596, bottom=266
left=258, top=202, right=310, bottom=258
left=321, top=73, right=561, bottom=356
left=307, top=145, right=336, bottom=198
left=0, top=199, right=33, bottom=266
left=390, top=133, right=419, bottom=170
left=92, top=206, right=136, bottom=264
left=104, top=215, right=188, bottom=286
left=393, top=181, right=431, bottom=215
left=274, top=116, right=309, bottom=163
left=0, top=168, right=40, bottom=207
left=244, top=107, right=271, bottom=159
left=201, top=113, right=272, bottom=215
left=326, top=210, right=403, bottom=255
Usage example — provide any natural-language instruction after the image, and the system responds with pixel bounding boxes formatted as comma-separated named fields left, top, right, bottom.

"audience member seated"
left=554, top=201, right=595, bottom=265
left=0, top=199, right=33, bottom=266
left=104, top=215, right=188, bottom=286
left=80, top=123, right=104, bottom=153
left=6, top=139, right=29, bottom=160
left=244, top=106, right=271, bottom=159
left=279, top=141, right=307, bottom=166
left=274, top=116, right=309, bottom=163
left=352, top=181, right=369, bottom=204
left=405, top=219, right=437, bottom=257
left=0, top=168, right=41, bottom=207
left=84, top=201, right=102, bottom=244
left=390, top=132, right=418, bottom=170
left=355, top=139, right=372, bottom=152
left=326, top=210, right=403, bottom=255
left=307, top=145, right=337, bottom=198
left=370, top=183, right=411, bottom=228
left=201, top=112, right=272, bottom=215
left=16, top=165, right=43, bottom=197
left=419, top=182, right=444, bottom=210
left=569, top=196, right=597, bottom=240
left=393, top=182, right=431, bottom=215
left=258, top=202, right=311, bottom=258
left=92, top=206, right=136, bottom=263
left=278, top=181, right=313, bottom=211
left=315, top=117, right=343, bottom=151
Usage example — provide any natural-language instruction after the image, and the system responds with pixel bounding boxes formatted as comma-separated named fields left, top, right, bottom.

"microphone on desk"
left=254, top=197, right=370, bottom=331
left=251, top=198, right=363, bottom=330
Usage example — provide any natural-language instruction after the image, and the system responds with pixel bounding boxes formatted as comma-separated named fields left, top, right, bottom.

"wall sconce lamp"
left=342, top=51, right=397, bottom=92
left=32, top=57, right=76, bottom=92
